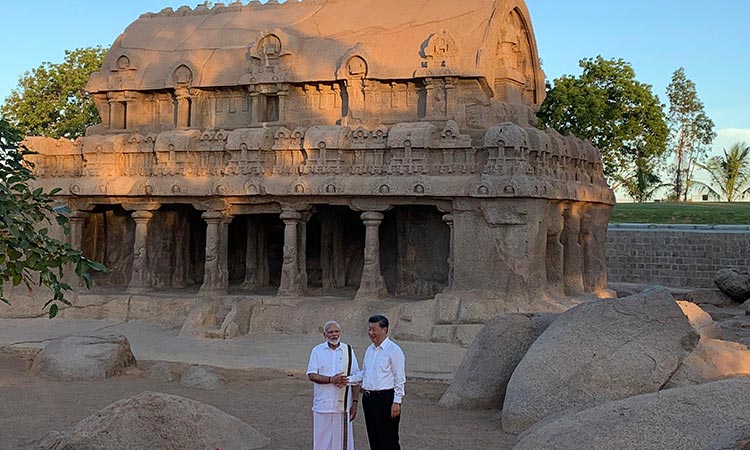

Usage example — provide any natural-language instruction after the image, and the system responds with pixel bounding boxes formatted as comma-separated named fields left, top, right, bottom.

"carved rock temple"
left=13, top=0, right=615, bottom=344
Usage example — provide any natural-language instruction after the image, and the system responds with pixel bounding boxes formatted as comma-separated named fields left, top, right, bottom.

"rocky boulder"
left=677, top=301, right=724, bottom=339
left=31, top=333, right=136, bottom=381
left=512, top=377, right=750, bottom=450
left=439, top=313, right=557, bottom=409
left=36, top=391, right=269, bottom=450
left=502, top=287, right=699, bottom=433
left=667, top=338, right=750, bottom=388
left=682, top=288, right=736, bottom=307
left=701, top=426, right=750, bottom=450
left=714, top=269, right=750, bottom=302
left=180, top=365, right=222, bottom=390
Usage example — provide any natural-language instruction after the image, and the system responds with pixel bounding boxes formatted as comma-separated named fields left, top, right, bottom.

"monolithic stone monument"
left=18, top=0, right=614, bottom=341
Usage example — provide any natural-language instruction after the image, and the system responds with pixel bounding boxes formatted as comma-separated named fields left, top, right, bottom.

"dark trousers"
left=362, top=389, right=401, bottom=450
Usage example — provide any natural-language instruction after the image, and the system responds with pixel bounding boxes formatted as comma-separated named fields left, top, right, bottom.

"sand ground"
left=1, top=352, right=516, bottom=450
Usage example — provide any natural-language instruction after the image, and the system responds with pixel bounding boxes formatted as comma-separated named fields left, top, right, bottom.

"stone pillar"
left=297, top=212, right=311, bottom=291
left=220, top=215, right=234, bottom=290
left=127, top=210, right=154, bottom=293
left=278, top=210, right=303, bottom=296
left=64, top=211, right=88, bottom=288
left=199, top=211, right=227, bottom=294
left=320, top=209, right=345, bottom=289
left=355, top=211, right=387, bottom=300
left=562, top=202, right=585, bottom=296
left=242, top=218, right=260, bottom=289
left=442, top=214, right=455, bottom=291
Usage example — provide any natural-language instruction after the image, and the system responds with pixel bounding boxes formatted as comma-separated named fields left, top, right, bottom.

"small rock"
left=31, top=333, right=136, bottom=381
left=714, top=269, right=750, bottom=302
left=180, top=365, right=221, bottom=390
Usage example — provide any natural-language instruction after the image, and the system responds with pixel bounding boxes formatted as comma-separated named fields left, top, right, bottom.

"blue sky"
left=2, top=0, right=748, bottom=154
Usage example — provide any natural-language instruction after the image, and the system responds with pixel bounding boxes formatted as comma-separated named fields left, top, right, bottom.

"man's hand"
left=331, top=373, right=348, bottom=387
left=349, top=404, right=358, bottom=421
left=391, top=403, right=401, bottom=418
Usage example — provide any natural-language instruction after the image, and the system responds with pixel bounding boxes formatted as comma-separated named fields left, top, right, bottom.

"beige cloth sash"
left=336, top=343, right=353, bottom=412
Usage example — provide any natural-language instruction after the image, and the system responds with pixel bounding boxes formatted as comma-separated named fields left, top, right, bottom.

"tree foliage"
left=694, top=142, right=750, bottom=202
left=1, top=46, right=106, bottom=140
left=0, top=119, right=105, bottom=317
left=538, top=56, right=669, bottom=190
left=666, top=68, right=716, bottom=202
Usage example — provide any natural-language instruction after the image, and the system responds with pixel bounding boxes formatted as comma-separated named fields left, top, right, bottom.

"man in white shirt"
left=307, top=320, right=360, bottom=450
left=350, top=315, right=406, bottom=450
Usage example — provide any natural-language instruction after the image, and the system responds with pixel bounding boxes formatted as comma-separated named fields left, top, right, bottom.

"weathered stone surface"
left=677, top=301, right=724, bottom=339
left=31, top=333, right=136, bottom=381
left=180, top=365, right=221, bottom=390
left=700, top=426, right=750, bottom=450
left=36, top=391, right=269, bottom=450
left=513, top=377, right=750, bottom=450
left=682, top=288, right=737, bottom=307
left=144, top=361, right=177, bottom=382
left=439, top=313, right=557, bottom=409
left=502, top=287, right=699, bottom=433
left=667, top=339, right=750, bottom=388
left=715, top=269, right=750, bottom=302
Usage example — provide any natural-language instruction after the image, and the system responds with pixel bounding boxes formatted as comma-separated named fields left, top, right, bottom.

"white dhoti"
left=313, top=411, right=354, bottom=450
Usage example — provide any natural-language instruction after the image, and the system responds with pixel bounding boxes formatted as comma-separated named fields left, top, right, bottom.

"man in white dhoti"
left=307, top=320, right=360, bottom=450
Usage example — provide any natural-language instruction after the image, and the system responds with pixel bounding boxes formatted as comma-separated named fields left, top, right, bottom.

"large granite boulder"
left=502, top=287, right=699, bottom=433
left=37, top=391, right=269, bottom=450
left=714, top=269, right=750, bottom=302
left=701, top=426, right=750, bottom=450
left=512, top=377, right=750, bottom=450
left=677, top=301, right=724, bottom=339
left=667, top=338, right=750, bottom=388
left=31, top=333, right=136, bottom=381
left=439, top=313, right=557, bottom=409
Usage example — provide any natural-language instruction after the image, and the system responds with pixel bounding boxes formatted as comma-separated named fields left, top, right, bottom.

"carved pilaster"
left=442, top=214, right=455, bottom=291
left=355, top=211, right=387, bottom=300
left=127, top=210, right=154, bottom=293
left=546, top=202, right=565, bottom=294
left=64, top=211, right=89, bottom=288
left=199, top=211, right=227, bottom=294
left=278, top=210, right=303, bottom=296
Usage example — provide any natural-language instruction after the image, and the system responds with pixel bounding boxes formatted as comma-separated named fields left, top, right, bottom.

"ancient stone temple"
left=17, top=0, right=614, bottom=343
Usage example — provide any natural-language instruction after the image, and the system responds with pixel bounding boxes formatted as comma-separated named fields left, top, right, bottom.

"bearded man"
left=307, top=320, right=361, bottom=450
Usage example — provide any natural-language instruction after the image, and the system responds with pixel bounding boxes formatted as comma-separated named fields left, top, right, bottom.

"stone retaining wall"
left=606, top=224, right=750, bottom=288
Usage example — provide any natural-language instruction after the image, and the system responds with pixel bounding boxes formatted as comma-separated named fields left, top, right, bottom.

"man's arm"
left=390, top=346, right=406, bottom=418
left=308, top=372, right=342, bottom=384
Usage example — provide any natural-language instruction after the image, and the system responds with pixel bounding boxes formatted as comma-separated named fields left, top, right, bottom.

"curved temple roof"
left=88, top=0, right=545, bottom=106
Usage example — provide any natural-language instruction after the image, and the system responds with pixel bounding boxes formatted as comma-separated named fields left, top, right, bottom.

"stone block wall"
left=606, top=224, right=750, bottom=288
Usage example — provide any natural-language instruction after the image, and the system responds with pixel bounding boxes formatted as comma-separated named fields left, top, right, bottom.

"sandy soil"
left=0, top=352, right=516, bottom=450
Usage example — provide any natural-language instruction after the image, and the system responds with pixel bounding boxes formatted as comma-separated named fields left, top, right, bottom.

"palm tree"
left=694, top=142, right=750, bottom=202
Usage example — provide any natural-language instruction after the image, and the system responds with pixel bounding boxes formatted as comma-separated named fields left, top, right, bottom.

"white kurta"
left=307, top=342, right=360, bottom=450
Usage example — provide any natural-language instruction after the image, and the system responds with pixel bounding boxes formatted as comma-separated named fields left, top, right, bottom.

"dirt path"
left=0, top=353, right=515, bottom=450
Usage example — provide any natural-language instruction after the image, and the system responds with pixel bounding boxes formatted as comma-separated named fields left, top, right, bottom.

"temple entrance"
left=149, top=204, right=205, bottom=290
left=381, top=205, right=450, bottom=298
left=227, top=214, right=284, bottom=292
left=82, top=205, right=135, bottom=287
left=307, top=205, right=365, bottom=293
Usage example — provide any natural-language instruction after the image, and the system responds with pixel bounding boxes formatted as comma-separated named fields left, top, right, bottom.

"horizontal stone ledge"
left=608, top=223, right=750, bottom=233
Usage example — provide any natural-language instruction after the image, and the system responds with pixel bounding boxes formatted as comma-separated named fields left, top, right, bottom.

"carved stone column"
left=442, top=214, right=455, bottom=291
left=64, top=211, right=88, bottom=288
left=320, top=209, right=345, bottom=289
left=220, top=214, right=234, bottom=290
left=175, top=87, right=192, bottom=129
left=297, top=212, right=311, bottom=291
left=562, top=202, right=585, bottom=295
left=355, top=211, right=388, bottom=300
left=278, top=210, right=303, bottom=296
left=127, top=210, right=154, bottom=293
left=242, top=218, right=262, bottom=289
left=199, top=211, right=227, bottom=294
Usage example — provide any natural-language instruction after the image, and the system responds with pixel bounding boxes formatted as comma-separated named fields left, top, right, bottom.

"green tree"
left=538, top=56, right=669, bottom=190
left=666, top=67, right=716, bottom=202
left=1, top=46, right=106, bottom=140
left=616, top=156, right=667, bottom=203
left=0, top=119, right=104, bottom=317
left=694, top=142, right=750, bottom=202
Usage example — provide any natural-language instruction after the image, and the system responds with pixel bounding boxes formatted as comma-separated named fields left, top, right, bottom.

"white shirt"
left=353, top=337, right=406, bottom=403
left=306, top=342, right=360, bottom=413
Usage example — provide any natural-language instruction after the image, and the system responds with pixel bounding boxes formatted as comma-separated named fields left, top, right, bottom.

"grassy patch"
left=611, top=202, right=750, bottom=224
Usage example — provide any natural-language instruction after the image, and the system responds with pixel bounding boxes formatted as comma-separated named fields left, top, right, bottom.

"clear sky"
left=2, top=0, right=748, bottom=154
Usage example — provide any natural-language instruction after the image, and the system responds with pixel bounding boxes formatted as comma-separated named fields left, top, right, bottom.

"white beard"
left=327, top=337, right=340, bottom=346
